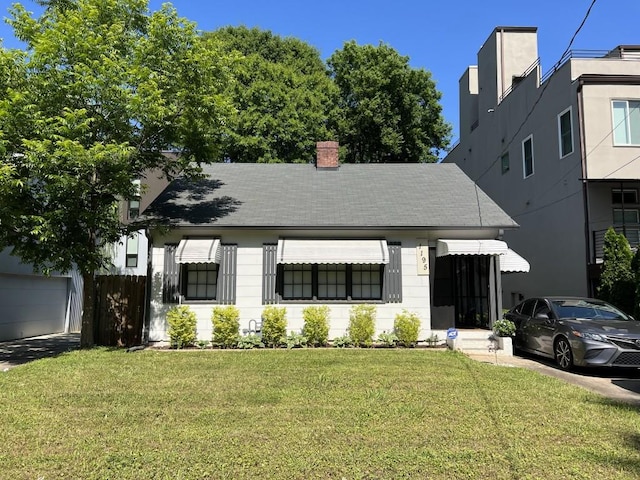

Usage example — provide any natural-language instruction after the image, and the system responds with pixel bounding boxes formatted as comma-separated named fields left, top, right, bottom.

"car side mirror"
left=535, top=312, right=549, bottom=320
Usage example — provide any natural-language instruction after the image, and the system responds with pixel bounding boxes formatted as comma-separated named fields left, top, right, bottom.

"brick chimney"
left=316, top=141, right=339, bottom=169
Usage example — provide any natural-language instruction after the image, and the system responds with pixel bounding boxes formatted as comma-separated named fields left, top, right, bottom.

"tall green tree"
left=328, top=41, right=451, bottom=163
left=0, top=0, right=231, bottom=346
left=204, top=26, right=338, bottom=163
left=598, top=227, right=635, bottom=314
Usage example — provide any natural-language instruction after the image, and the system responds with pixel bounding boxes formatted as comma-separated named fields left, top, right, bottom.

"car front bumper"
left=571, top=338, right=640, bottom=367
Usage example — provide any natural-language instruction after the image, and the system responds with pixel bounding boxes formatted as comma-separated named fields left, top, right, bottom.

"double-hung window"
left=126, top=233, right=139, bottom=268
left=612, top=100, right=640, bottom=145
left=557, top=107, right=573, bottom=158
left=522, top=135, right=534, bottom=178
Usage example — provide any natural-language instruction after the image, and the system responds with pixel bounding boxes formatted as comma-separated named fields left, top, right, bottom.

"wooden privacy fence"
left=95, top=275, right=146, bottom=347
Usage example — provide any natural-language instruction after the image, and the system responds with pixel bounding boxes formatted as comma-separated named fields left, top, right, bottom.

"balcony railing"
left=592, top=225, right=640, bottom=262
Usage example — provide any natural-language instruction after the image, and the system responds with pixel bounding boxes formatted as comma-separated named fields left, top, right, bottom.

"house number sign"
left=416, top=244, right=429, bottom=275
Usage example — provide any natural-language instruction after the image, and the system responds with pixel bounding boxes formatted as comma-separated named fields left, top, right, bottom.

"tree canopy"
left=328, top=41, right=451, bottom=163
left=204, top=26, right=338, bottom=164
left=0, top=0, right=232, bottom=345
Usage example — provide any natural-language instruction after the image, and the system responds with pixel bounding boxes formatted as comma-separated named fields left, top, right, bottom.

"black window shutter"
left=263, top=244, right=279, bottom=304
left=384, top=242, right=402, bottom=303
left=218, top=244, right=237, bottom=304
left=163, top=244, right=180, bottom=304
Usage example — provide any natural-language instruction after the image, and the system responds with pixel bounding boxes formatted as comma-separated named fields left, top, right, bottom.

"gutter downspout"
left=142, top=229, right=153, bottom=345
left=577, top=78, right=592, bottom=296
left=499, top=28, right=505, bottom=101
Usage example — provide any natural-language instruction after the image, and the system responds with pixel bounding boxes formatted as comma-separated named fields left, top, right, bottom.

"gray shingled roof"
left=143, top=163, right=518, bottom=229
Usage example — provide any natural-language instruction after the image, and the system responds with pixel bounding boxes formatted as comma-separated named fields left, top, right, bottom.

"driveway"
left=0, top=333, right=80, bottom=371
left=469, top=351, right=640, bottom=407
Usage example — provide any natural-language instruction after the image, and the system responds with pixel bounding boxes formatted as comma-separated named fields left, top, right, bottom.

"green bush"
left=211, top=305, right=240, bottom=348
left=348, top=304, right=376, bottom=347
left=302, top=305, right=330, bottom=346
left=394, top=310, right=421, bottom=347
left=261, top=306, right=287, bottom=348
left=236, top=334, right=264, bottom=349
left=493, top=318, right=516, bottom=337
left=332, top=334, right=353, bottom=348
left=284, top=331, right=308, bottom=349
left=377, top=331, right=398, bottom=347
left=166, top=305, right=197, bottom=349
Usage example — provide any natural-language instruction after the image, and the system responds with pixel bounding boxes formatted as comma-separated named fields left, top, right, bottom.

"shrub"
left=261, top=306, right=287, bottom=348
left=493, top=318, right=516, bottom=337
left=332, top=334, right=353, bottom=348
left=302, top=305, right=330, bottom=346
left=211, top=305, right=240, bottom=348
left=348, top=304, right=376, bottom=347
left=284, top=331, right=308, bottom=349
left=237, top=334, right=264, bottom=349
left=394, top=310, right=421, bottom=347
left=166, top=305, right=197, bottom=349
left=426, top=333, right=440, bottom=347
left=378, top=331, right=398, bottom=347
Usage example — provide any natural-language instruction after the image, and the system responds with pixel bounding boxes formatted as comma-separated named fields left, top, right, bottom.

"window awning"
left=436, top=239, right=509, bottom=257
left=277, top=239, right=389, bottom=264
left=175, top=238, right=221, bottom=264
left=500, top=248, right=530, bottom=273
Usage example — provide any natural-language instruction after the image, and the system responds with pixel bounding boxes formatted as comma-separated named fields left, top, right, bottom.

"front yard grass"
left=1, top=348, right=639, bottom=479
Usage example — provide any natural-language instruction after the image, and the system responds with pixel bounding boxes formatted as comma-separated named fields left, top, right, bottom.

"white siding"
left=149, top=235, right=437, bottom=343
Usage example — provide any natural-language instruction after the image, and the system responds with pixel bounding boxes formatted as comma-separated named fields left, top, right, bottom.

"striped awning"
left=277, top=239, right=389, bottom=264
left=500, top=248, right=530, bottom=273
left=175, top=238, right=221, bottom=264
left=436, top=239, right=509, bottom=257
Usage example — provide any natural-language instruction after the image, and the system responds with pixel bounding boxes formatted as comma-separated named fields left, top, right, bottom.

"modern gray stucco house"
left=443, top=26, right=640, bottom=306
left=143, top=141, right=528, bottom=342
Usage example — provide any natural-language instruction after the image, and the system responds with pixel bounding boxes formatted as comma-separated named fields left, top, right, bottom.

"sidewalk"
left=0, top=333, right=80, bottom=371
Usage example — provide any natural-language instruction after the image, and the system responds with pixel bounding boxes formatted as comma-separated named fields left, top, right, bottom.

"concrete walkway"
left=0, top=332, right=80, bottom=371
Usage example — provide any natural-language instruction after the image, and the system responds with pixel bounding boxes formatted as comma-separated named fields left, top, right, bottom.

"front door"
left=432, top=255, right=491, bottom=329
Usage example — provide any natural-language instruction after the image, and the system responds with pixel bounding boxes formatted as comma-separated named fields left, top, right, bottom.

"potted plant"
left=489, top=318, right=516, bottom=355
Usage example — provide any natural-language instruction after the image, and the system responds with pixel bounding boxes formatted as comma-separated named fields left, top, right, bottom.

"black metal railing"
left=592, top=225, right=640, bottom=262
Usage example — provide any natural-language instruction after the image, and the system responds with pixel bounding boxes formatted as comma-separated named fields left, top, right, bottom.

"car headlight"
left=571, top=330, right=608, bottom=342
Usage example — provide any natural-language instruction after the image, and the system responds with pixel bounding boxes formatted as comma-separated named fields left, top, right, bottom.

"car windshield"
left=551, top=299, right=630, bottom=321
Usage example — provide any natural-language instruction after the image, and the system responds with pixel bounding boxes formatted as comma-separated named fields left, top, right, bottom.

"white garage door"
left=0, top=274, right=68, bottom=341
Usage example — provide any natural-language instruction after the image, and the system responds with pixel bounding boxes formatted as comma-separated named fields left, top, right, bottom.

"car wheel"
left=554, top=337, right=573, bottom=370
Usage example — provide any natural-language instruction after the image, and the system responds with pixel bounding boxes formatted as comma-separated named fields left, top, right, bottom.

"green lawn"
left=1, top=348, right=639, bottom=479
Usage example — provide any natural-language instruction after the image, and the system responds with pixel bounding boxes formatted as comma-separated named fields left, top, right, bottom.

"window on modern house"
left=184, top=263, right=218, bottom=300
left=612, top=100, right=640, bottom=145
left=612, top=189, right=638, bottom=204
left=501, top=152, right=510, bottom=174
left=128, top=179, right=141, bottom=219
left=281, top=264, right=383, bottom=301
left=558, top=107, right=573, bottom=158
left=126, top=233, right=138, bottom=268
left=522, top=135, right=534, bottom=178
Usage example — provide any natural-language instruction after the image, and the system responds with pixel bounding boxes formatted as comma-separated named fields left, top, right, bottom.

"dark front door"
left=433, top=255, right=491, bottom=329
left=453, top=256, right=490, bottom=329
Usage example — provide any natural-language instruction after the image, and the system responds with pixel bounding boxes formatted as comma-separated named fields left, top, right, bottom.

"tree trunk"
left=80, top=271, right=96, bottom=348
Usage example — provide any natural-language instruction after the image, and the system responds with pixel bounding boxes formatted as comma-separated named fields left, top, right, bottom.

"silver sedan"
left=504, top=297, right=640, bottom=370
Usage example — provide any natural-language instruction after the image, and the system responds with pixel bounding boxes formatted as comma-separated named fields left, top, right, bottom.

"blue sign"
left=446, top=328, right=458, bottom=340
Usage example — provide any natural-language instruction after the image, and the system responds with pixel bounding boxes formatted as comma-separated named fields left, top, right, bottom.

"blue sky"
left=2, top=0, right=640, bottom=144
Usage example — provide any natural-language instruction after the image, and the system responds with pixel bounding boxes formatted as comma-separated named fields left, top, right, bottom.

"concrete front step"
left=446, top=330, right=513, bottom=356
